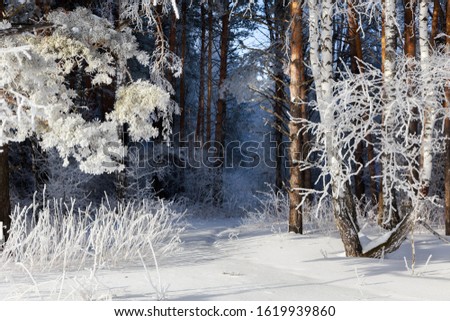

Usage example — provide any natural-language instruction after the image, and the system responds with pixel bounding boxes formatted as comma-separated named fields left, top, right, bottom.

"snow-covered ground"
left=1, top=217, right=449, bottom=301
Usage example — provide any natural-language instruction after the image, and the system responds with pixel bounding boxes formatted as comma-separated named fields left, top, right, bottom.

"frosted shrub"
left=242, top=186, right=289, bottom=232
left=242, top=187, right=338, bottom=234
left=2, top=193, right=185, bottom=271
left=303, top=198, right=338, bottom=235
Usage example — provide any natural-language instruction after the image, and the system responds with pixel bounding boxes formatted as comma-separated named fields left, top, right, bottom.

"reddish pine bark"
left=288, top=0, right=305, bottom=234
left=348, top=0, right=367, bottom=202
left=212, top=0, right=230, bottom=206
left=196, top=5, right=207, bottom=144
left=206, top=7, right=213, bottom=145
left=179, top=0, right=188, bottom=142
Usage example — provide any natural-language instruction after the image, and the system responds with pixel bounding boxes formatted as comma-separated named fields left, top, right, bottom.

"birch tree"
left=307, top=0, right=362, bottom=255
left=444, top=0, right=450, bottom=235
left=418, top=0, right=435, bottom=198
left=378, top=0, right=401, bottom=228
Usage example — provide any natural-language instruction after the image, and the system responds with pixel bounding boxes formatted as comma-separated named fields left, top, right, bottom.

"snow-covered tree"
left=0, top=6, right=178, bottom=240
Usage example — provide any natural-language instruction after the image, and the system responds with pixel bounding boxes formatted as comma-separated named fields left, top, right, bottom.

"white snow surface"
left=1, top=217, right=450, bottom=301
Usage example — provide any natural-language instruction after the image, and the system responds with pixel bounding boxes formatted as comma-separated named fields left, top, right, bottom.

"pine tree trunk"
left=444, top=0, right=450, bottom=235
left=113, top=2, right=129, bottom=202
left=196, top=5, right=206, bottom=144
left=274, top=75, right=284, bottom=192
left=430, top=0, right=441, bottom=48
left=206, top=7, right=213, bottom=146
left=213, top=0, right=230, bottom=206
left=0, top=145, right=11, bottom=242
left=404, top=0, right=419, bottom=194
left=288, top=0, right=305, bottom=234
left=0, top=0, right=4, bottom=18
left=273, top=0, right=287, bottom=192
left=348, top=0, right=366, bottom=201
left=167, top=12, right=177, bottom=85
left=36, top=0, right=51, bottom=14
left=179, top=0, right=187, bottom=143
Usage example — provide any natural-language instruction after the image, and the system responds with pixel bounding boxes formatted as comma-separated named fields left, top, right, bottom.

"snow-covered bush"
left=241, top=186, right=340, bottom=234
left=241, top=186, right=289, bottom=233
left=1, top=193, right=185, bottom=271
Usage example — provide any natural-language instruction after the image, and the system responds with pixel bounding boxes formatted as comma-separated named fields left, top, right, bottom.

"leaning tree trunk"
left=332, top=186, right=362, bottom=257
left=363, top=210, right=416, bottom=257
left=444, top=0, right=450, bottom=235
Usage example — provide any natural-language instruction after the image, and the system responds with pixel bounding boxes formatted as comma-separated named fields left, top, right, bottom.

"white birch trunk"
left=308, top=0, right=361, bottom=256
left=379, top=0, right=399, bottom=226
left=418, top=0, right=435, bottom=196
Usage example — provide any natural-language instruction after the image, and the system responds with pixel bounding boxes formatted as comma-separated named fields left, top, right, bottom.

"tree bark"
left=378, top=0, right=401, bottom=228
left=363, top=211, right=415, bottom=257
left=309, top=0, right=362, bottom=253
left=0, top=0, right=4, bottom=18
left=206, top=7, right=213, bottom=145
left=265, top=0, right=288, bottom=192
left=167, top=12, right=177, bottom=86
left=348, top=0, right=367, bottom=202
left=430, top=0, right=441, bottom=48
left=444, top=0, right=450, bottom=235
left=0, top=145, right=11, bottom=243
left=179, top=0, right=187, bottom=143
left=333, top=187, right=362, bottom=257
left=404, top=0, right=419, bottom=193
left=288, top=0, right=305, bottom=234
left=213, top=0, right=230, bottom=206
left=0, top=1, right=11, bottom=243
left=418, top=0, right=434, bottom=197
left=196, top=5, right=206, bottom=144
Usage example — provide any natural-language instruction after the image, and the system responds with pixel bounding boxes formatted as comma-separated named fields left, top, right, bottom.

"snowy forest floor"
left=1, top=217, right=450, bottom=300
